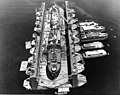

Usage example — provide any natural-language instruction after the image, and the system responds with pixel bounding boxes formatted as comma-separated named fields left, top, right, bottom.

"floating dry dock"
left=20, top=1, right=108, bottom=94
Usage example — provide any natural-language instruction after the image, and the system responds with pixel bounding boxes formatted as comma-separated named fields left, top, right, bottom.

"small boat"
left=71, top=24, right=78, bottom=30
left=34, top=27, right=42, bottom=32
left=73, top=37, right=80, bottom=44
left=68, top=18, right=78, bottom=24
left=28, top=56, right=34, bottom=63
left=20, top=61, right=28, bottom=71
left=72, top=30, right=79, bottom=36
left=32, top=33, right=37, bottom=38
left=36, top=8, right=42, bottom=16
left=25, top=41, right=32, bottom=49
left=23, top=78, right=32, bottom=90
left=71, top=53, right=85, bottom=74
left=31, top=40, right=36, bottom=46
left=67, top=9, right=76, bottom=20
left=72, top=63, right=85, bottom=74
left=77, top=74, right=87, bottom=87
left=74, top=53, right=84, bottom=63
left=29, top=47, right=35, bottom=54
left=67, top=9, right=75, bottom=13
left=83, top=49, right=107, bottom=58
left=82, top=41, right=104, bottom=50
left=74, top=44, right=81, bottom=52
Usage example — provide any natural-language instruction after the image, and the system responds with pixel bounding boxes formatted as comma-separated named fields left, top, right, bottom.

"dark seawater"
left=0, top=0, right=120, bottom=94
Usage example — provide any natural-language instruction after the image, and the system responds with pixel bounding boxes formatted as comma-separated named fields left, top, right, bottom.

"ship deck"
left=36, top=3, right=69, bottom=89
left=37, top=59, right=68, bottom=88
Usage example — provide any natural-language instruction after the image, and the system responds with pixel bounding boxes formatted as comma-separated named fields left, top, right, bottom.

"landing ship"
left=20, top=1, right=108, bottom=94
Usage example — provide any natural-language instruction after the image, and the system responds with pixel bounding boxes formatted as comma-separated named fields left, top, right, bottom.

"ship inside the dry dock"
left=20, top=1, right=109, bottom=94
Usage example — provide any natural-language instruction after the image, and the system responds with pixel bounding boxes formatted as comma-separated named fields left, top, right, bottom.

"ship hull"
left=83, top=49, right=107, bottom=58
left=83, top=53, right=107, bottom=58
left=81, top=42, right=104, bottom=50
left=81, top=36, right=108, bottom=42
left=46, top=63, right=61, bottom=80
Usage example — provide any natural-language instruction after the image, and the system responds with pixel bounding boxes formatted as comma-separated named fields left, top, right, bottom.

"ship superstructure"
left=20, top=1, right=109, bottom=94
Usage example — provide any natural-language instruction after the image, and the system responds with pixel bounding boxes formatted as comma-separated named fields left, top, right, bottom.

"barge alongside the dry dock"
left=80, top=32, right=108, bottom=42
left=81, top=41, right=104, bottom=50
left=20, top=1, right=109, bottom=94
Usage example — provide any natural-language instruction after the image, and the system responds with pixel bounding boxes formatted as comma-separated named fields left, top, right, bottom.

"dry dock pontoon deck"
left=20, top=1, right=108, bottom=94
